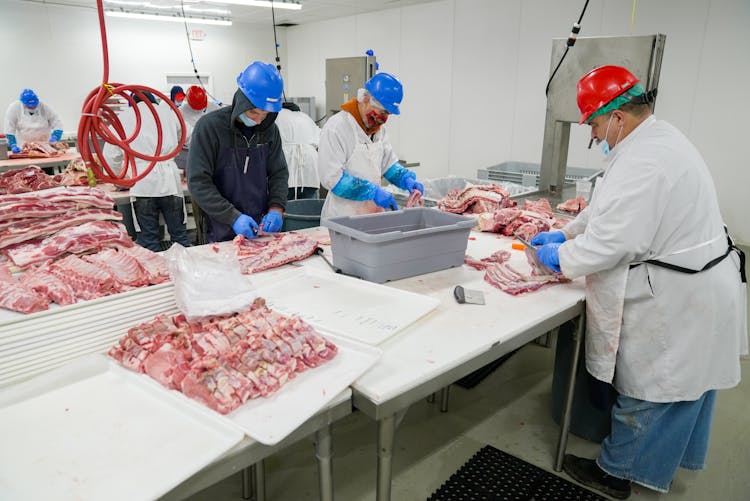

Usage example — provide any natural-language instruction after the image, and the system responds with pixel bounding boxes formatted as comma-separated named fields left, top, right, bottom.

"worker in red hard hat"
left=175, top=86, right=222, bottom=171
left=531, top=65, right=747, bottom=499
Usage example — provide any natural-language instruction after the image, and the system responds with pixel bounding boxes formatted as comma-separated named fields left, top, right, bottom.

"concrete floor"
left=186, top=337, right=750, bottom=501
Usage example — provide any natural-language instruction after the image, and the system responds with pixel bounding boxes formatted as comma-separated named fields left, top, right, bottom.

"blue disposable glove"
left=11, top=145, right=21, bottom=154
left=260, top=210, right=283, bottom=233
left=530, top=230, right=566, bottom=246
left=49, top=129, right=63, bottom=143
left=537, top=243, right=562, bottom=273
left=232, top=214, right=259, bottom=239
left=402, top=176, right=424, bottom=195
left=373, top=186, right=398, bottom=210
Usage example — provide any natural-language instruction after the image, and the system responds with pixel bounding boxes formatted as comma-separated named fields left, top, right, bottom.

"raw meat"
left=49, top=254, right=117, bottom=300
left=233, top=232, right=319, bottom=274
left=437, top=185, right=516, bottom=214
left=0, top=208, right=123, bottom=249
left=5, top=221, right=133, bottom=268
left=8, top=141, right=62, bottom=159
left=19, top=268, right=77, bottom=306
left=405, top=189, right=424, bottom=208
left=119, top=245, right=170, bottom=284
left=0, top=166, right=61, bottom=195
left=0, top=275, right=49, bottom=313
left=556, top=196, right=588, bottom=214
left=109, top=298, right=338, bottom=414
left=82, top=247, right=150, bottom=289
left=53, top=158, right=90, bottom=187
left=0, top=186, right=115, bottom=212
left=465, top=248, right=568, bottom=295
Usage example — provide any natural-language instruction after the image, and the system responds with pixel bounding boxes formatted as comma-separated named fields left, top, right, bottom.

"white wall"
left=0, top=0, right=285, bottom=134
left=285, top=0, right=750, bottom=244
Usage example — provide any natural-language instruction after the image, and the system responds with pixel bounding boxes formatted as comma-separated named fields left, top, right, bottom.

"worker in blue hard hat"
left=318, top=71, right=423, bottom=220
left=3, top=88, right=63, bottom=154
left=187, top=61, right=288, bottom=243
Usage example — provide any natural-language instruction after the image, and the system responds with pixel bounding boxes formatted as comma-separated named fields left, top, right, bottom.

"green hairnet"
left=586, top=83, right=645, bottom=123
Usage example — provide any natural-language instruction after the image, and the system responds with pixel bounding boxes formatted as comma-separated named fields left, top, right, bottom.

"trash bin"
left=550, top=321, right=617, bottom=443
left=282, top=199, right=325, bottom=231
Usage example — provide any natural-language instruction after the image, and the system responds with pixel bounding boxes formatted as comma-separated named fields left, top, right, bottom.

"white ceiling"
left=23, top=0, right=439, bottom=25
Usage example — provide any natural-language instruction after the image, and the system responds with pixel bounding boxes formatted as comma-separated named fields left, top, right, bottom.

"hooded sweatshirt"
left=187, top=89, right=288, bottom=239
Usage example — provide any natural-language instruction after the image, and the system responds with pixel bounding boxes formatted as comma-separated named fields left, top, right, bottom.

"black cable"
left=270, top=2, right=287, bottom=102
left=545, top=0, right=590, bottom=96
left=180, top=0, right=223, bottom=106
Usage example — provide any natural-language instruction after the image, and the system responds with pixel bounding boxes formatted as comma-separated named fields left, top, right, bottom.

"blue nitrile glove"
left=11, top=145, right=21, bottom=154
left=537, top=243, right=561, bottom=273
left=402, top=176, right=424, bottom=195
left=260, top=210, right=283, bottom=233
left=49, top=129, right=63, bottom=143
left=530, top=230, right=566, bottom=246
left=373, top=186, right=398, bottom=210
left=7, top=134, right=19, bottom=152
left=232, top=214, right=260, bottom=238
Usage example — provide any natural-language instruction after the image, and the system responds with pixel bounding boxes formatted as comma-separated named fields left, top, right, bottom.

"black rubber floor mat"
left=427, top=445, right=605, bottom=500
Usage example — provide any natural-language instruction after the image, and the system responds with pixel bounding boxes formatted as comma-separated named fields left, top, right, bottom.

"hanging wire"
left=270, top=1, right=287, bottom=102
left=180, top=0, right=222, bottom=105
left=545, top=0, right=590, bottom=96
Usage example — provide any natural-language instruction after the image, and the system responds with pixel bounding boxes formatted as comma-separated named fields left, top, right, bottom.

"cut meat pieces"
left=19, top=267, right=77, bottom=306
left=0, top=186, right=115, bottom=209
left=109, top=298, right=338, bottom=414
left=119, top=245, right=169, bottom=284
left=0, top=166, right=61, bottom=195
left=82, top=247, right=150, bottom=288
left=233, top=232, right=318, bottom=274
left=437, top=185, right=516, bottom=214
left=0, top=276, right=49, bottom=313
left=0, top=208, right=123, bottom=249
left=405, top=190, right=424, bottom=208
left=49, top=254, right=117, bottom=300
left=556, top=196, right=588, bottom=214
left=5, top=221, right=133, bottom=268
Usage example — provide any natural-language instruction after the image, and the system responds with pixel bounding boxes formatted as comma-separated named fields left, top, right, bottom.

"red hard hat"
left=577, top=65, right=639, bottom=124
left=186, top=86, right=208, bottom=111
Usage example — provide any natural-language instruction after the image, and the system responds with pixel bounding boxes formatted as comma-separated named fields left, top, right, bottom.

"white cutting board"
left=225, top=333, right=380, bottom=445
left=253, top=267, right=440, bottom=346
left=0, top=354, right=243, bottom=501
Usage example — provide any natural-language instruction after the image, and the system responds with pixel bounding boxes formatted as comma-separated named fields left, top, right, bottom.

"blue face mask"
left=598, top=114, right=614, bottom=156
left=239, top=113, right=257, bottom=127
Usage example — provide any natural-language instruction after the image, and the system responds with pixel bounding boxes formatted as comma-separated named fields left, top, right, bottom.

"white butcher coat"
left=559, top=115, right=747, bottom=403
left=4, top=101, right=63, bottom=146
left=275, top=108, right=321, bottom=192
left=318, top=110, right=398, bottom=220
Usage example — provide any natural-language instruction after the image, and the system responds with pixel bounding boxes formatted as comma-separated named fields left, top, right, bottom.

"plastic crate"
left=322, top=208, right=476, bottom=283
left=477, top=161, right=600, bottom=187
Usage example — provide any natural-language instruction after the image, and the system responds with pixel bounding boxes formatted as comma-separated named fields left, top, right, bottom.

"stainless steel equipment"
left=539, top=34, right=666, bottom=192
left=325, top=55, right=376, bottom=117
left=287, top=96, right=317, bottom=121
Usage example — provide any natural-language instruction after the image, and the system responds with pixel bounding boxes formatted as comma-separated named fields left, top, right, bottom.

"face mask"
left=365, top=109, right=388, bottom=128
left=175, top=100, right=184, bottom=108
left=239, top=113, right=257, bottom=127
left=598, top=115, right=615, bottom=156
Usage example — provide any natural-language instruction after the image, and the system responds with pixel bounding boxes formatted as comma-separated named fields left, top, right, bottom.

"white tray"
left=253, top=267, right=440, bottom=345
left=0, top=354, right=243, bottom=501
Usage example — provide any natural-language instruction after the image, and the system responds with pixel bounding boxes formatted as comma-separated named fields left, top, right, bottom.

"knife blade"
left=513, top=233, right=556, bottom=275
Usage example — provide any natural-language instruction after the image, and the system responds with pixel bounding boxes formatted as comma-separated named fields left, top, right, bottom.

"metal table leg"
left=315, top=424, right=334, bottom=501
left=439, top=386, right=450, bottom=413
left=241, top=466, right=252, bottom=500
left=241, top=461, right=266, bottom=501
left=376, top=414, right=396, bottom=501
left=554, top=311, right=585, bottom=471
left=255, top=460, right=266, bottom=501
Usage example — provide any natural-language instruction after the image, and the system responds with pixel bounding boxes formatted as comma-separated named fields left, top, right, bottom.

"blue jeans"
left=598, top=390, right=717, bottom=493
left=133, top=196, right=190, bottom=252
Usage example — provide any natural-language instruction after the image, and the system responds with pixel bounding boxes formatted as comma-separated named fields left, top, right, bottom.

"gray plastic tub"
left=322, top=207, right=476, bottom=283
left=282, top=199, right=325, bottom=232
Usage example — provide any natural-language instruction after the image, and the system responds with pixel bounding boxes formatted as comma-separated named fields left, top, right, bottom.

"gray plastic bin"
left=322, top=207, right=476, bottom=283
left=282, top=199, right=325, bottom=232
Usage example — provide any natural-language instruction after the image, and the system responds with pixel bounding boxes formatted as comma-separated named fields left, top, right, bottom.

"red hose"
left=77, top=0, right=186, bottom=188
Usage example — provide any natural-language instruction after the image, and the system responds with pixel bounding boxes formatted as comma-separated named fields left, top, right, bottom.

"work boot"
left=563, top=454, right=631, bottom=500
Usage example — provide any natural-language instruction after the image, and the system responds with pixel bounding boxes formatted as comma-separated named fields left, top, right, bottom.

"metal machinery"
left=539, top=34, right=666, bottom=193
left=325, top=55, right=377, bottom=117
left=286, top=96, right=317, bottom=121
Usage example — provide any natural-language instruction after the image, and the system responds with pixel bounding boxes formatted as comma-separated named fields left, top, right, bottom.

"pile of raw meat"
left=8, top=141, right=66, bottom=159
left=109, top=297, right=338, bottom=414
left=233, top=232, right=319, bottom=274
left=465, top=249, right=568, bottom=295
left=438, top=184, right=517, bottom=214
left=0, top=187, right=168, bottom=314
left=0, top=161, right=92, bottom=196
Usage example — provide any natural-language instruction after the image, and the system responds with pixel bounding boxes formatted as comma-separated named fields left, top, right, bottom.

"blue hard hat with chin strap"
left=20, top=88, right=39, bottom=108
left=236, top=62, right=284, bottom=113
left=365, top=73, right=403, bottom=115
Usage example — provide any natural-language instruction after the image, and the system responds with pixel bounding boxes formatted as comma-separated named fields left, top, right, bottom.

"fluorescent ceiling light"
left=205, top=0, right=302, bottom=10
left=105, top=0, right=230, bottom=16
left=105, top=10, right=232, bottom=26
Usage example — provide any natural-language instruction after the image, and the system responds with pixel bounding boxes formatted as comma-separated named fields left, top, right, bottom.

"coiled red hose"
left=77, top=0, right=186, bottom=188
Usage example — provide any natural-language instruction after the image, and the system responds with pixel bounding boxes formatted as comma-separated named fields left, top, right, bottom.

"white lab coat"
left=3, top=100, right=63, bottom=146
left=559, top=115, right=747, bottom=403
left=103, top=101, right=184, bottom=199
left=318, top=110, right=398, bottom=220
left=180, top=101, right=220, bottom=147
left=275, top=108, right=321, bottom=192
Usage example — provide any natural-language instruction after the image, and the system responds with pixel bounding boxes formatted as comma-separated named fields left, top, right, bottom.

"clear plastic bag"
left=165, top=243, right=257, bottom=320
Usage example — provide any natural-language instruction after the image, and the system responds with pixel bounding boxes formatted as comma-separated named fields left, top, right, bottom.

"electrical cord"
left=180, top=0, right=222, bottom=106
left=78, top=0, right=186, bottom=188
left=545, top=0, right=590, bottom=96
left=270, top=2, right=287, bottom=102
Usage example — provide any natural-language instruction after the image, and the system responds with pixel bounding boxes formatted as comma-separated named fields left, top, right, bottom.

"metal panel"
left=287, top=96, right=317, bottom=120
left=539, top=34, right=666, bottom=191
left=325, top=56, right=376, bottom=116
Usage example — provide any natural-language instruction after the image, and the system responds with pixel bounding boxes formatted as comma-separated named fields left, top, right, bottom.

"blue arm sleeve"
left=50, top=129, right=63, bottom=142
left=383, top=162, right=416, bottom=190
left=6, top=134, right=17, bottom=148
left=331, top=172, right=378, bottom=201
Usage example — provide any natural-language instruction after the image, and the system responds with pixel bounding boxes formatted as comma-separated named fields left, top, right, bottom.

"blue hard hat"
left=365, top=73, right=403, bottom=115
left=236, top=62, right=284, bottom=113
left=20, top=88, right=39, bottom=108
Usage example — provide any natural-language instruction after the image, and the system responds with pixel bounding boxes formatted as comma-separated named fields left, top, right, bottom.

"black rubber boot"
left=563, top=454, right=632, bottom=500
